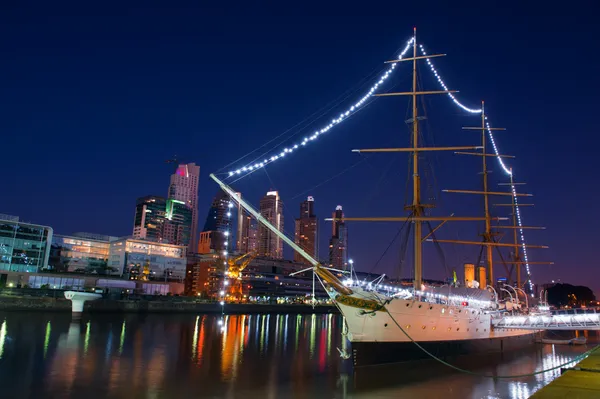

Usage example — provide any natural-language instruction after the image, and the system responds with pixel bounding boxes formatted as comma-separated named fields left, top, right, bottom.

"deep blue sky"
left=1, top=2, right=598, bottom=293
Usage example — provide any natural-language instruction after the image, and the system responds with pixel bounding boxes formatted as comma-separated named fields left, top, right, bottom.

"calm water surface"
left=0, top=312, right=595, bottom=398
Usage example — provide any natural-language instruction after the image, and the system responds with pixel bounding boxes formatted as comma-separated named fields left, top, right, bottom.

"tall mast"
left=411, top=27, right=423, bottom=291
left=481, top=102, right=494, bottom=285
left=509, top=168, right=520, bottom=287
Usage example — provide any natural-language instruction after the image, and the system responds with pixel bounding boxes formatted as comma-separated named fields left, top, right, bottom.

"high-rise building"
left=201, top=189, right=233, bottom=253
left=168, top=163, right=200, bottom=253
left=294, top=196, right=318, bottom=264
left=163, top=199, right=193, bottom=247
left=133, top=196, right=167, bottom=242
left=258, top=191, right=284, bottom=259
left=239, top=213, right=258, bottom=254
left=329, top=205, right=348, bottom=270
left=133, top=196, right=192, bottom=247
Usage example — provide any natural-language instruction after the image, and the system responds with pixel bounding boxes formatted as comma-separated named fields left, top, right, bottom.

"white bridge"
left=493, top=310, right=600, bottom=330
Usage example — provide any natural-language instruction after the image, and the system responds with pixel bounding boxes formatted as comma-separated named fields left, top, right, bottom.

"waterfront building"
left=1, top=270, right=183, bottom=295
left=168, top=163, right=200, bottom=253
left=49, top=232, right=118, bottom=274
left=185, top=252, right=220, bottom=297
left=294, top=196, right=318, bottom=264
left=0, top=214, right=52, bottom=273
left=108, top=238, right=187, bottom=281
left=328, top=205, right=348, bottom=270
left=132, top=195, right=192, bottom=247
left=258, top=191, right=284, bottom=259
left=237, top=257, right=329, bottom=300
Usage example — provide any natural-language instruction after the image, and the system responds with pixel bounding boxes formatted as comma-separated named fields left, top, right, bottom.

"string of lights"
left=220, top=35, right=537, bottom=293
left=418, top=43, right=535, bottom=293
left=226, top=37, right=415, bottom=178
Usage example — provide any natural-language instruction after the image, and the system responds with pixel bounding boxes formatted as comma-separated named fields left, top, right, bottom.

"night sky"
left=1, top=3, right=598, bottom=293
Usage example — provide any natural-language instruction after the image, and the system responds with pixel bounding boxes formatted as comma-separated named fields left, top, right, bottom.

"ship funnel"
left=464, top=263, right=475, bottom=288
left=477, top=266, right=487, bottom=289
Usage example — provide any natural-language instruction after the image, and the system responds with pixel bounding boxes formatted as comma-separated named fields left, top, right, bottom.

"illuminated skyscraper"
left=201, top=189, right=232, bottom=253
left=258, top=191, right=284, bottom=259
left=294, top=196, right=318, bottom=264
left=133, top=195, right=192, bottom=247
left=329, top=205, right=348, bottom=270
left=168, top=163, right=200, bottom=252
left=133, top=196, right=166, bottom=242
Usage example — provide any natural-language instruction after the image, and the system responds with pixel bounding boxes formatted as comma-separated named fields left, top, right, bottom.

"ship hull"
left=335, top=288, right=538, bottom=367
left=351, top=331, right=537, bottom=367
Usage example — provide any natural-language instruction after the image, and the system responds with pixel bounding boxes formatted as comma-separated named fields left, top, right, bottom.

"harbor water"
left=0, top=312, right=595, bottom=398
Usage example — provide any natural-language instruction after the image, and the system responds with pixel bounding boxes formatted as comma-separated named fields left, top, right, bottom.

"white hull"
left=337, top=288, right=534, bottom=343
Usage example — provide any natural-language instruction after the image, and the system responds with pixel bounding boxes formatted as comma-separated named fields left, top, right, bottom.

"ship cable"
left=378, top=300, right=597, bottom=379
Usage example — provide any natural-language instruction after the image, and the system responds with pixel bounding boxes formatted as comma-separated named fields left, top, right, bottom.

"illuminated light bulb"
left=220, top=301, right=225, bottom=306
left=229, top=172, right=234, bottom=176
left=224, top=231, right=229, bottom=236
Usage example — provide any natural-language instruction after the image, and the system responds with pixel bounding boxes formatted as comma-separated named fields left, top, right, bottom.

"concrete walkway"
left=531, top=345, right=600, bottom=398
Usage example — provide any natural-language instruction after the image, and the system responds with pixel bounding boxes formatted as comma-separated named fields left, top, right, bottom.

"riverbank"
left=0, top=295, right=338, bottom=314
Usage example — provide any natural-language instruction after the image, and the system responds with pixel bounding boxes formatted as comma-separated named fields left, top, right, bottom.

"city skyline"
left=1, top=7, right=597, bottom=293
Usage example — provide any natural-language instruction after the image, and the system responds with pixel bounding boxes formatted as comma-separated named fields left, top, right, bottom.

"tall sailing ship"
left=211, top=29, right=548, bottom=367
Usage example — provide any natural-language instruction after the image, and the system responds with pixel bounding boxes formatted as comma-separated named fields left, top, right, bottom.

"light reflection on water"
left=0, top=312, right=595, bottom=398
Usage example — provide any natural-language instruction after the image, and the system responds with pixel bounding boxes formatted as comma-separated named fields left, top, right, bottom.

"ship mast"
left=410, top=28, right=423, bottom=290
left=481, top=103, right=494, bottom=286
left=495, top=173, right=552, bottom=289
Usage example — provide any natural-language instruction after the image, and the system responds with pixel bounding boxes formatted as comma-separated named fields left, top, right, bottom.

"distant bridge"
left=493, top=309, right=600, bottom=330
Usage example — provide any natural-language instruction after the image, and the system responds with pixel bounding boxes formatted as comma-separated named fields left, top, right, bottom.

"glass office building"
left=49, top=233, right=116, bottom=274
left=0, top=215, right=53, bottom=273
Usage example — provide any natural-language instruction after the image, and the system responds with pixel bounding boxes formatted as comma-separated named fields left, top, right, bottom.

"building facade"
left=238, top=213, right=258, bottom=254
left=258, top=191, right=284, bottom=259
left=108, top=238, right=187, bottom=281
left=49, top=233, right=117, bottom=274
left=329, top=205, right=348, bottom=270
left=133, top=196, right=166, bottom=242
left=133, top=195, right=192, bottom=247
left=163, top=199, right=193, bottom=246
left=294, top=196, right=318, bottom=263
left=185, top=252, right=220, bottom=297
left=0, top=215, right=52, bottom=273
left=201, top=189, right=232, bottom=254
left=168, top=163, right=200, bottom=253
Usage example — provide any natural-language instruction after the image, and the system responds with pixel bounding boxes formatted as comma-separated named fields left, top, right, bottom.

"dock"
left=531, top=345, right=600, bottom=398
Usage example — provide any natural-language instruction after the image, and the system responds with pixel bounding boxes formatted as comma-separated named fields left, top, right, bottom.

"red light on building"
left=461, top=301, right=468, bottom=306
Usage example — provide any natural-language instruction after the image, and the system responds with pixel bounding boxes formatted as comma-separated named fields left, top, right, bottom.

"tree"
left=547, top=283, right=596, bottom=307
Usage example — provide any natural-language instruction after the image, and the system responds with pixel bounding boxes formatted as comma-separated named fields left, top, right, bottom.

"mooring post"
left=63, top=291, right=102, bottom=318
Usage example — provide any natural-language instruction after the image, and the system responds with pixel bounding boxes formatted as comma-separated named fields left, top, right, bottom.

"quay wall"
left=0, top=295, right=338, bottom=314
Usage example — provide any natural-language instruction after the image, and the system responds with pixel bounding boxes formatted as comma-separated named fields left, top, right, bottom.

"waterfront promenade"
left=531, top=345, right=600, bottom=398
left=0, top=290, right=337, bottom=314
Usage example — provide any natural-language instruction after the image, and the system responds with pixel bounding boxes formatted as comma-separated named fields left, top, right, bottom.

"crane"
left=226, top=252, right=257, bottom=301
